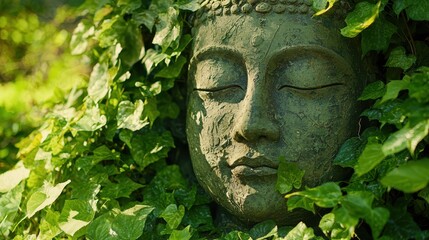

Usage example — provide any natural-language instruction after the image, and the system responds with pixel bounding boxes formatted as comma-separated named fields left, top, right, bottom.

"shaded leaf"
left=358, top=81, right=385, bottom=100
left=169, top=225, right=192, bottom=240
left=381, top=159, right=429, bottom=193
left=355, top=143, right=385, bottom=176
left=160, top=204, right=185, bottom=230
left=276, top=159, right=304, bottom=194
left=361, top=16, right=397, bottom=56
left=385, top=47, right=416, bottom=70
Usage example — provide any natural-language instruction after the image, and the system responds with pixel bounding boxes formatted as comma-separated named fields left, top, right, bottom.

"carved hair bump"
left=192, top=0, right=353, bottom=26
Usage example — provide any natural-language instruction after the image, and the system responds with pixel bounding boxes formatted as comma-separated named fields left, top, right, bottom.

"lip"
left=229, top=156, right=278, bottom=177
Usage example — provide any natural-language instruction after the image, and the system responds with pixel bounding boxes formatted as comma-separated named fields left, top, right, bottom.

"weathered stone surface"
left=187, top=8, right=365, bottom=226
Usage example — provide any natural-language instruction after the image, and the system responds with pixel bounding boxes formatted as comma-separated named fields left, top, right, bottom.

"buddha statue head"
left=186, top=0, right=366, bottom=225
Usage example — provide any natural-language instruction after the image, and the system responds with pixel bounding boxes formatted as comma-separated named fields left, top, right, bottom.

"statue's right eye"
left=193, top=57, right=246, bottom=102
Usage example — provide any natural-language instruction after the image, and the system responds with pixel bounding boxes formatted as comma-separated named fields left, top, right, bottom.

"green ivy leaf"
left=86, top=205, right=154, bottom=240
left=155, top=55, right=187, bottom=79
left=168, top=225, right=192, bottom=240
left=380, top=78, right=410, bottom=103
left=222, top=231, right=251, bottom=240
left=341, top=1, right=381, bottom=38
left=160, top=204, right=185, bottom=231
left=249, top=220, right=277, bottom=240
left=26, top=180, right=71, bottom=218
left=405, top=0, right=429, bottom=21
left=0, top=182, right=24, bottom=236
left=76, top=145, right=120, bottom=173
left=385, top=47, right=416, bottom=70
left=58, top=199, right=95, bottom=236
left=117, top=100, right=149, bottom=131
left=381, top=159, right=429, bottom=193
left=355, top=143, right=385, bottom=176
left=276, top=159, right=304, bottom=194
left=382, top=119, right=429, bottom=155
left=38, top=209, right=62, bottom=239
left=358, top=81, right=385, bottom=101
left=100, top=174, right=144, bottom=199
left=361, top=16, right=396, bottom=56
left=70, top=21, right=93, bottom=55
left=87, top=62, right=110, bottom=103
left=312, top=0, right=338, bottom=16
left=286, top=182, right=342, bottom=211
left=175, top=0, right=201, bottom=11
left=130, top=131, right=174, bottom=169
left=333, top=137, right=365, bottom=168
left=153, top=7, right=181, bottom=51
left=383, top=206, right=429, bottom=239
left=366, top=207, right=390, bottom=238
left=284, top=222, right=317, bottom=240
left=408, top=67, right=429, bottom=103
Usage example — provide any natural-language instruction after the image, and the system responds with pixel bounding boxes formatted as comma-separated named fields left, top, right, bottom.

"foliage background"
left=0, top=0, right=428, bottom=239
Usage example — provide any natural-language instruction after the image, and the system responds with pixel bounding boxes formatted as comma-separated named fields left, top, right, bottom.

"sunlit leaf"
left=312, top=0, right=338, bottom=16
left=0, top=162, right=30, bottom=193
left=284, top=222, right=316, bottom=240
left=382, top=119, right=429, bottom=155
left=27, top=180, right=71, bottom=218
left=341, top=1, right=381, bottom=38
left=168, top=225, right=192, bottom=240
left=355, top=143, right=385, bottom=176
left=117, top=100, right=149, bottom=131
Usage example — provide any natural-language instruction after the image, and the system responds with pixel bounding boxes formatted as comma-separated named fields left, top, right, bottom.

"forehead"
left=192, top=13, right=357, bottom=65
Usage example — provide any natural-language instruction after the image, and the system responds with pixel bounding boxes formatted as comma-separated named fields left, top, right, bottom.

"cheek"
left=187, top=94, right=237, bottom=159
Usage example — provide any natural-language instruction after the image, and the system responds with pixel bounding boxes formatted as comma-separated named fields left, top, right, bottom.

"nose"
left=232, top=87, right=280, bottom=143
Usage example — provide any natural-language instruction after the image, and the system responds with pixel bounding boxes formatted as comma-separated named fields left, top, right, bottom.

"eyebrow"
left=189, top=45, right=243, bottom=69
left=190, top=44, right=356, bottom=80
left=269, top=45, right=356, bottom=79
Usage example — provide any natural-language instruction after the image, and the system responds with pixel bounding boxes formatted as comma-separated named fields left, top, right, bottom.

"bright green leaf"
left=161, top=204, right=185, bottom=230
left=381, top=159, right=429, bottom=193
left=380, top=79, right=410, bottom=103
left=284, top=222, right=316, bottom=240
left=169, top=225, right=192, bottom=240
left=27, top=180, right=71, bottom=218
left=37, top=209, right=61, bottom=240
left=276, top=159, right=304, bottom=194
left=312, top=0, right=338, bottom=16
left=355, top=143, right=385, bottom=176
left=286, top=182, right=342, bottom=209
left=341, top=1, right=381, bottom=38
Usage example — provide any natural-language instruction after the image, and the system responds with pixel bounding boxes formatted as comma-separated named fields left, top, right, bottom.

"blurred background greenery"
left=0, top=0, right=87, bottom=172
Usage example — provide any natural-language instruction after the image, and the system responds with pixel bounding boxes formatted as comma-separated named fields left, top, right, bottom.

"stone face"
left=187, top=12, right=365, bottom=225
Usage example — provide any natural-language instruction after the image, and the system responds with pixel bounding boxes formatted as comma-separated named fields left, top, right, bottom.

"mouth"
left=229, top=156, right=278, bottom=177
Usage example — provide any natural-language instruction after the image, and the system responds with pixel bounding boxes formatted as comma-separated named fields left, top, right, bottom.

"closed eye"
left=194, top=85, right=244, bottom=92
left=278, top=83, right=344, bottom=91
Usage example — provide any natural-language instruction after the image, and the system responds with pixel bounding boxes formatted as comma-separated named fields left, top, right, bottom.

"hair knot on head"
left=192, top=0, right=352, bottom=26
